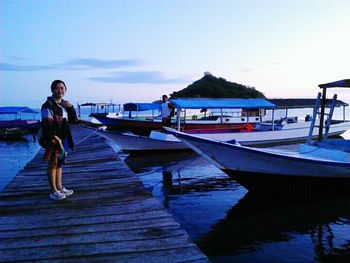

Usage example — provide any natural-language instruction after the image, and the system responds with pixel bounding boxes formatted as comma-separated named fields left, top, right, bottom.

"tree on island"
left=170, top=72, right=265, bottom=98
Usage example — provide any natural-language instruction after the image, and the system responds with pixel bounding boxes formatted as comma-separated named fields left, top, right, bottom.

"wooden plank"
left=1, top=226, right=185, bottom=249
left=10, top=246, right=207, bottom=263
left=1, top=209, right=173, bottom=231
left=0, top=126, right=208, bottom=262
left=0, top=193, right=154, bottom=215
left=1, top=178, right=143, bottom=195
left=0, top=198, right=164, bottom=224
left=14, top=167, right=134, bottom=177
left=1, top=198, right=162, bottom=217
left=1, top=217, right=180, bottom=239
left=0, top=191, right=152, bottom=211
left=1, top=237, right=200, bottom=262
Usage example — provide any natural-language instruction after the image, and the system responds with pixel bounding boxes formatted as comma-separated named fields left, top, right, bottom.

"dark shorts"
left=56, top=153, right=67, bottom=168
left=162, top=117, right=171, bottom=127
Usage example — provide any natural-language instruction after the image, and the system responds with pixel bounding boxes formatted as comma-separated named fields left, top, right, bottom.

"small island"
left=170, top=72, right=265, bottom=98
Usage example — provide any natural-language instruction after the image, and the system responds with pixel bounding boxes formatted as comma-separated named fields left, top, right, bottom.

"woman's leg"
left=47, top=166, right=58, bottom=192
left=166, top=117, right=171, bottom=127
left=56, top=167, right=63, bottom=191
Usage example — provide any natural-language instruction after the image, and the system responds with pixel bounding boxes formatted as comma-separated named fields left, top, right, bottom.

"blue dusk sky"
left=1, top=0, right=350, bottom=108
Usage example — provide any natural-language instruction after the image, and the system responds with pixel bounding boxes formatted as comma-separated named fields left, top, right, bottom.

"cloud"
left=240, top=67, right=254, bottom=72
left=240, top=61, right=283, bottom=72
left=273, top=61, right=282, bottom=65
left=89, top=71, right=186, bottom=84
left=0, top=58, right=143, bottom=71
left=56, top=58, right=143, bottom=69
left=8, top=56, right=31, bottom=61
left=0, top=58, right=186, bottom=85
left=0, top=63, right=53, bottom=71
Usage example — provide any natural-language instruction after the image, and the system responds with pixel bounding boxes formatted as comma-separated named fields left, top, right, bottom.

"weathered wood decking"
left=0, top=126, right=208, bottom=262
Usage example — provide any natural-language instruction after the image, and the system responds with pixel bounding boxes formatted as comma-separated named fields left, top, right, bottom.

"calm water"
left=122, top=149, right=350, bottom=263
left=0, top=139, right=40, bottom=191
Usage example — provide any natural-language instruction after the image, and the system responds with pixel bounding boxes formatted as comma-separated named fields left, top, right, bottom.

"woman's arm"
left=41, top=101, right=56, bottom=142
left=61, top=100, right=79, bottom=124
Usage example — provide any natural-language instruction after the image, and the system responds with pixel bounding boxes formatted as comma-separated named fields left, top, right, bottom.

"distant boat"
left=93, top=102, right=162, bottom=135
left=0, top=107, right=40, bottom=141
left=164, top=78, right=350, bottom=193
left=98, top=96, right=350, bottom=154
left=91, top=99, right=279, bottom=136
left=77, top=102, right=122, bottom=127
left=96, top=98, right=276, bottom=153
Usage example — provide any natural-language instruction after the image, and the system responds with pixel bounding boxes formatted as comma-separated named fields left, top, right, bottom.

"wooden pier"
left=0, top=126, right=208, bottom=262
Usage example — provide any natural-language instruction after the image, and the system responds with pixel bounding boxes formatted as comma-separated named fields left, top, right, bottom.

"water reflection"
left=199, top=192, right=350, bottom=262
left=123, top=150, right=350, bottom=262
left=124, top=151, right=198, bottom=174
left=124, top=151, right=246, bottom=241
left=125, top=151, right=243, bottom=205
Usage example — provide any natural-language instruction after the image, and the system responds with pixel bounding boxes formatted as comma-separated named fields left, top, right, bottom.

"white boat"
left=98, top=119, right=350, bottom=154
left=97, top=95, right=350, bottom=153
left=195, top=119, right=350, bottom=146
left=164, top=79, right=350, bottom=193
left=169, top=97, right=350, bottom=146
left=90, top=99, right=278, bottom=136
left=96, top=98, right=278, bottom=153
left=97, top=129, right=189, bottom=154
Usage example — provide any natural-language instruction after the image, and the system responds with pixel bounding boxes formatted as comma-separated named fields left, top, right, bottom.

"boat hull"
left=165, top=127, right=350, bottom=193
left=0, top=128, right=25, bottom=141
left=0, top=120, right=40, bottom=141
left=197, top=121, right=350, bottom=146
left=223, top=169, right=350, bottom=194
left=0, top=119, right=40, bottom=130
left=93, top=115, right=249, bottom=136
left=96, top=120, right=350, bottom=154
left=97, top=130, right=190, bottom=154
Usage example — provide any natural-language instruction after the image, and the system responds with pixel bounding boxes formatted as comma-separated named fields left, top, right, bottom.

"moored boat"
left=77, top=102, right=122, bottom=127
left=92, top=98, right=277, bottom=135
left=0, top=107, right=40, bottom=141
left=97, top=93, right=350, bottom=153
left=97, top=129, right=189, bottom=154
left=164, top=78, right=350, bottom=194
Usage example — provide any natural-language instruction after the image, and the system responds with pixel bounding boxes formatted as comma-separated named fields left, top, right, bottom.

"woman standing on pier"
left=40, top=80, right=78, bottom=200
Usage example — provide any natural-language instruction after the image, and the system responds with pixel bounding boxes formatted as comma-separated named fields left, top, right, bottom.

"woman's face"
left=52, top=82, right=66, bottom=99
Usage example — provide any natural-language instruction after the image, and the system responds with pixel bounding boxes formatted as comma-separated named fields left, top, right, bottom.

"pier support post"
left=162, top=170, right=173, bottom=187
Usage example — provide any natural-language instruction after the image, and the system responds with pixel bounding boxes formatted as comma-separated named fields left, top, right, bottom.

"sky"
left=1, top=0, right=350, bottom=108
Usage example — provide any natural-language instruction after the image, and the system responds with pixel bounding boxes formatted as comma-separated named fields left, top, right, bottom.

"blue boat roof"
left=319, top=79, right=350, bottom=88
left=169, top=98, right=276, bottom=109
left=0, top=107, right=38, bottom=114
left=123, top=102, right=161, bottom=111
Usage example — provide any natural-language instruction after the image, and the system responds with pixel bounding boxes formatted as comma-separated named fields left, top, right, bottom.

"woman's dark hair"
left=51, top=80, right=67, bottom=92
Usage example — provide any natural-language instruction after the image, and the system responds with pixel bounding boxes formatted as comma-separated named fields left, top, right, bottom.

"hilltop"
left=171, top=73, right=265, bottom=98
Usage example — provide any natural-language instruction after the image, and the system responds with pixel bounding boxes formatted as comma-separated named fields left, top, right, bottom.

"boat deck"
left=0, top=126, right=208, bottom=262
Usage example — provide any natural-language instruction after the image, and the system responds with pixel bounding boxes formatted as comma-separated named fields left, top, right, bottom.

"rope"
left=164, top=154, right=203, bottom=176
left=144, top=180, right=163, bottom=191
left=74, top=126, right=100, bottom=146
left=299, top=147, right=321, bottom=154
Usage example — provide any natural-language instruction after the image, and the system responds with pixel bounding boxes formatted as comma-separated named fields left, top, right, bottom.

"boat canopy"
left=0, top=107, right=38, bottom=114
left=319, top=79, right=350, bottom=88
left=123, top=103, right=161, bottom=112
left=268, top=98, right=348, bottom=109
left=79, top=102, right=120, bottom=107
left=169, top=98, right=276, bottom=109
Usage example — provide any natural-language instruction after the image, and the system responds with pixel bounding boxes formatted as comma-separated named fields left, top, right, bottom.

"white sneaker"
left=61, top=187, right=73, bottom=196
left=50, top=191, right=66, bottom=200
